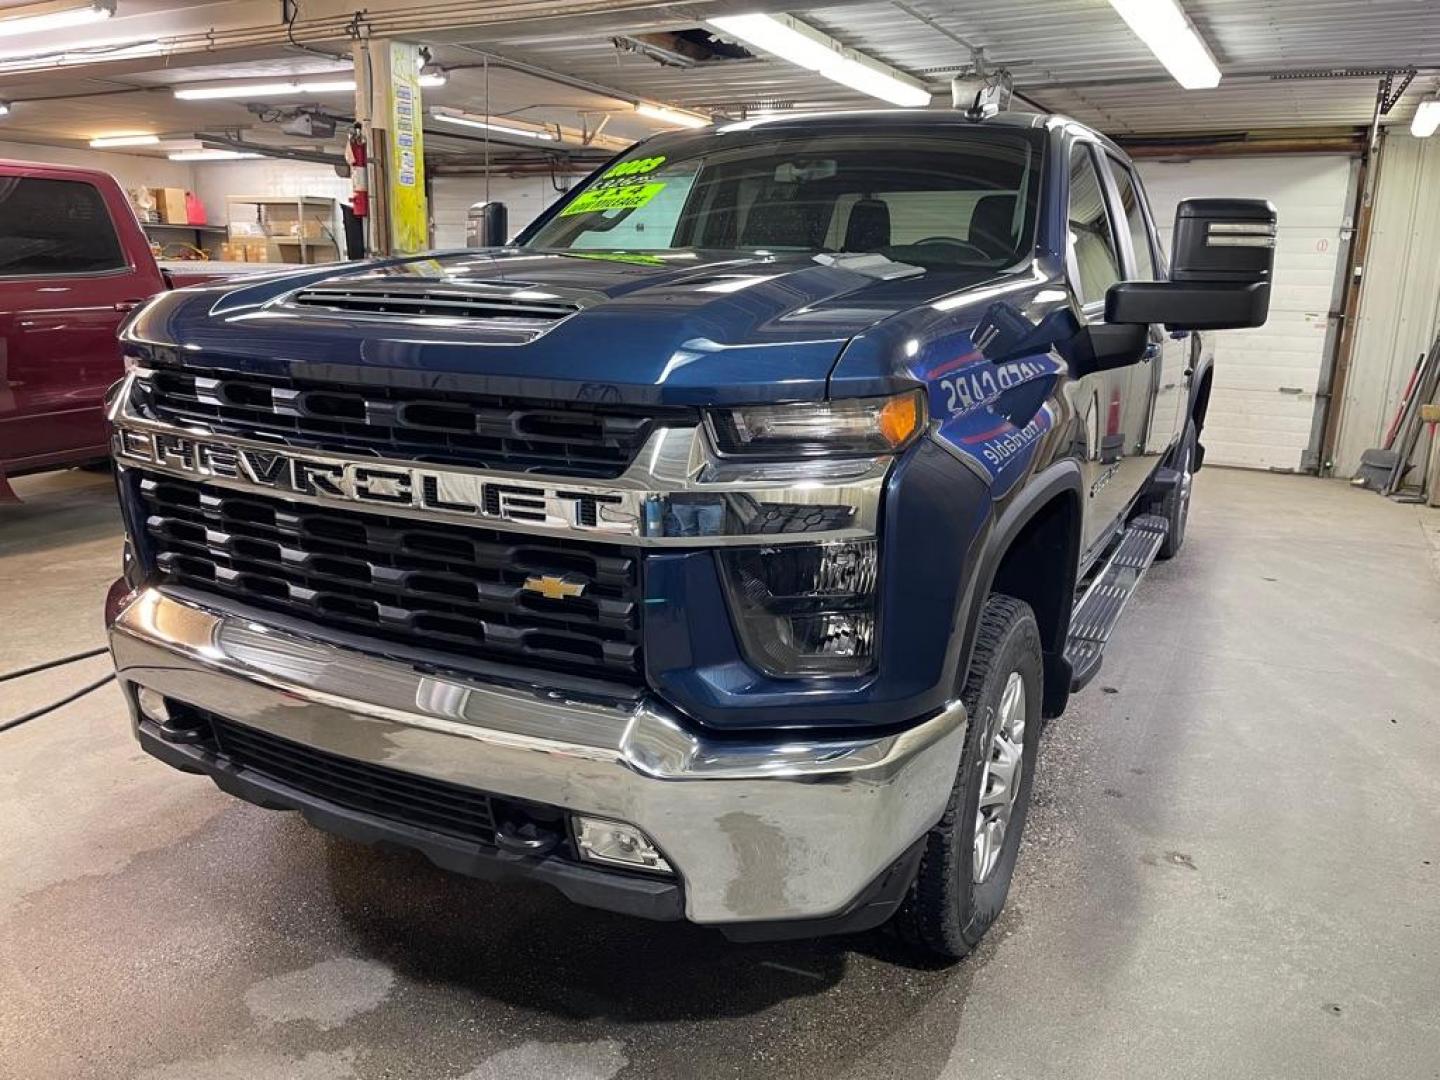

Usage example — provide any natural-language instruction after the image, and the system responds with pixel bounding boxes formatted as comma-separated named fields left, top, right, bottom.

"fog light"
left=135, top=686, right=169, bottom=724
left=573, top=816, right=672, bottom=874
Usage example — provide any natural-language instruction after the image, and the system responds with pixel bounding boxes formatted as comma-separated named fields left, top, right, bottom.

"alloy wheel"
left=973, top=670, right=1026, bottom=884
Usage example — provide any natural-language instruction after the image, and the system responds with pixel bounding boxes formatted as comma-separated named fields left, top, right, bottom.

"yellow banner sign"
left=387, top=41, right=427, bottom=254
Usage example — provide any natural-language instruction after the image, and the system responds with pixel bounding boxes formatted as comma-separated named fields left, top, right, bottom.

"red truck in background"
left=0, top=160, right=254, bottom=500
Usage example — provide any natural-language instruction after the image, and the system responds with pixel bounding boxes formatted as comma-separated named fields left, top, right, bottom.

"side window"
left=1108, top=159, right=1157, bottom=281
left=1066, top=146, right=1122, bottom=306
left=0, top=177, right=126, bottom=277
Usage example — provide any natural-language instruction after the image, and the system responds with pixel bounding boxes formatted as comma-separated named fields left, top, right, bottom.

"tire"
left=1156, top=419, right=1196, bottom=561
left=892, top=594, right=1044, bottom=961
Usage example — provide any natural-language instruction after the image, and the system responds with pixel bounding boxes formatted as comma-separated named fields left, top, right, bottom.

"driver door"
left=1064, top=141, right=1151, bottom=555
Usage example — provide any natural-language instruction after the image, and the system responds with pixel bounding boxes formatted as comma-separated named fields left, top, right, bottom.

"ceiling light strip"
left=430, top=108, right=557, bottom=141
left=707, top=13, right=930, bottom=108
left=1105, top=0, right=1221, bottom=90
left=636, top=103, right=708, bottom=128
left=1413, top=98, right=1440, bottom=138
left=0, top=0, right=113, bottom=40
left=175, top=71, right=445, bottom=100
left=90, top=134, right=160, bottom=147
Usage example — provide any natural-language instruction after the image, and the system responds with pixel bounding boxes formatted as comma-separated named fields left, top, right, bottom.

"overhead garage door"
left=1137, top=156, right=1355, bottom=471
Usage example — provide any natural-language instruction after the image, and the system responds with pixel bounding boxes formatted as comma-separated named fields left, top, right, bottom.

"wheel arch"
left=957, top=460, right=1084, bottom=720
left=1189, top=338, right=1214, bottom=470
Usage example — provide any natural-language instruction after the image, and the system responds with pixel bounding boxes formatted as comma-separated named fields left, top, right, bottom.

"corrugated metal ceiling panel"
left=470, top=0, right=1440, bottom=134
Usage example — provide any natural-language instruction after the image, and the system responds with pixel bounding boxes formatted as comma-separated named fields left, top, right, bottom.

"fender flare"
left=953, top=457, right=1085, bottom=718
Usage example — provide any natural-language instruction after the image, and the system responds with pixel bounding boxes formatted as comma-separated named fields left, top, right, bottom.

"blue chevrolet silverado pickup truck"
left=104, top=109, right=1274, bottom=960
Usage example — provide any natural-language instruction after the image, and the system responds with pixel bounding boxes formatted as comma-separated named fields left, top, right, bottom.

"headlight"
left=707, top=390, right=925, bottom=458
left=718, top=540, right=878, bottom=677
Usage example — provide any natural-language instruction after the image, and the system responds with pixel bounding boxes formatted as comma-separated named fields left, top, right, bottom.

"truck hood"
left=126, top=248, right=994, bottom=406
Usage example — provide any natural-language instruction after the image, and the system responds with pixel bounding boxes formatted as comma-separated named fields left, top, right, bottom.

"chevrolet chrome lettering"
left=108, top=412, right=886, bottom=547
left=113, top=426, right=633, bottom=536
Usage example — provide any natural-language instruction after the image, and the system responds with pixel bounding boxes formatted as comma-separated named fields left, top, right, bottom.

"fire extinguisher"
left=346, top=123, right=368, bottom=219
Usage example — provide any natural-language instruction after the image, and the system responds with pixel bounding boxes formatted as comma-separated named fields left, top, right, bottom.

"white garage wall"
left=431, top=174, right=569, bottom=248
left=191, top=161, right=568, bottom=248
left=0, top=140, right=195, bottom=196
left=1332, top=134, right=1440, bottom=478
left=1138, top=155, right=1355, bottom=471
left=190, top=159, right=352, bottom=227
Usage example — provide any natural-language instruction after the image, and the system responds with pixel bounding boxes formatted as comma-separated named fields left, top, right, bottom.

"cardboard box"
left=151, top=187, right=189, bottom=224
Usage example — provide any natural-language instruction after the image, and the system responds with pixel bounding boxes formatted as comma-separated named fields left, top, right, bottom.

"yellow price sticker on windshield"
left=560, top=181, right=666, bottom=217
left=601, top=155, right=666, bottom=179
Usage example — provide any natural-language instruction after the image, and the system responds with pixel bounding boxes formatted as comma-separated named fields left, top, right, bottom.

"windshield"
left=523, top=130, right=1043, bottom=271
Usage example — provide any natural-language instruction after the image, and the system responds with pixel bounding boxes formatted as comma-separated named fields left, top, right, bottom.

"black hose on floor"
left=0, top=645, right=109, bottom=683
left=0, top=646, right=116, bottom=734
left=0, top=673, right=116, bottom=734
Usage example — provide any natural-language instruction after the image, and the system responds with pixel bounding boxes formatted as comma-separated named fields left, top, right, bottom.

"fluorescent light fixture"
left=0, top=30, right=149, bottom=64
left=0, top=0, right=113, bottom=40
left=1106, top=0, right=1221, bottom=89
left=430, top=108, right=557, bottom=141
left=167, top=150, right=261, bottom=161
left=636, top=102, right=708, bottom=128
left=0, top=102, right=9, bottom=116
left=708, top=13, right=930, bottom=108
left=89, top=134, right=159, bottom=147
left=174, top=71, right=445, bottom=101
left=827, top=55, right=932, bottom=109
left=175, top=79, right=349, bottom=100
left=1412, top=98, right=1440, bottom=138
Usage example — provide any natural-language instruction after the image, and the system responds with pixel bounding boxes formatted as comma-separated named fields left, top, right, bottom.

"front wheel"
left=892, top=594, right=1043, bottom=961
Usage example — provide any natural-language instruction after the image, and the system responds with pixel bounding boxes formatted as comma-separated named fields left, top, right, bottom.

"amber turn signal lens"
left=876, top=391, right=922, bottom=448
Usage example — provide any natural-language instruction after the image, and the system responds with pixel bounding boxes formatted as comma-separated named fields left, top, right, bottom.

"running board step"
left=1065, top=513, right=1169, bottom=692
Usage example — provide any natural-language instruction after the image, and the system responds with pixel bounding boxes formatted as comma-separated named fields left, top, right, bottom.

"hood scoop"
left=288, top=281, right=582, bottom=328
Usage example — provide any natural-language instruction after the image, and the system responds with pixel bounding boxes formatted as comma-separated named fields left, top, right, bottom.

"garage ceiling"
left=0, top=0, right=1434, bottom=162
left=478, top=0, right=1440, bottom=132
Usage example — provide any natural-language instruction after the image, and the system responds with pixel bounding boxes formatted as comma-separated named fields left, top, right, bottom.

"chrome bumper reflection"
left=110, top=588, right=966, bottom=924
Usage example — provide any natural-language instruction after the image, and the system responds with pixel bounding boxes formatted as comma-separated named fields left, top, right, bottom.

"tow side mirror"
left=1107, top=198, right=1277, bottom=331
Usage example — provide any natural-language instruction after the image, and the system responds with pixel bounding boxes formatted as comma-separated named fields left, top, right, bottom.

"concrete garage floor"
left=2, top=467, right=1438, bottom=1080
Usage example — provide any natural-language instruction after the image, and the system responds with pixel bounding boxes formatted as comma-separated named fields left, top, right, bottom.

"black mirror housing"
left=1063, top=320, right=1149, bottom=378
left=1172, top=198, right=1277, bottom=285
left=1106, top=280, right=1271, bottom=331
left=1108, top=197, right=1277, bottom=331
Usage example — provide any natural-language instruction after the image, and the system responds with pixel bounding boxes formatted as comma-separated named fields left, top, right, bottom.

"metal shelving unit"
left=225, top=195, right=341, bottom=265
left=142, top=222, right=229, bottom=259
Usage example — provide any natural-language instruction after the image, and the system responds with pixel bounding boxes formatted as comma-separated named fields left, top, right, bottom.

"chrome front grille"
left=136, top=473, right=644, bottom=683
left=134, top=365, right=690, bottom=478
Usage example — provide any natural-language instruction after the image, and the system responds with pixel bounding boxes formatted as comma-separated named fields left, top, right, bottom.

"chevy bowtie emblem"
left=523, top=575, right=586, bottom=601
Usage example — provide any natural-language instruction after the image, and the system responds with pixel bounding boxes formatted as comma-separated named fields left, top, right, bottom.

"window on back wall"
left=0, top=177, right=126, bottom=277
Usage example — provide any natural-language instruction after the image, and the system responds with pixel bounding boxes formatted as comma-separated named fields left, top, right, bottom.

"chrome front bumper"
left=110, top=588, right=967, bottom=927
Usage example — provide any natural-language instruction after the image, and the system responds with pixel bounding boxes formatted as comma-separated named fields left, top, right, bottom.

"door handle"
left=113, top=299, right=144, bottom=313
